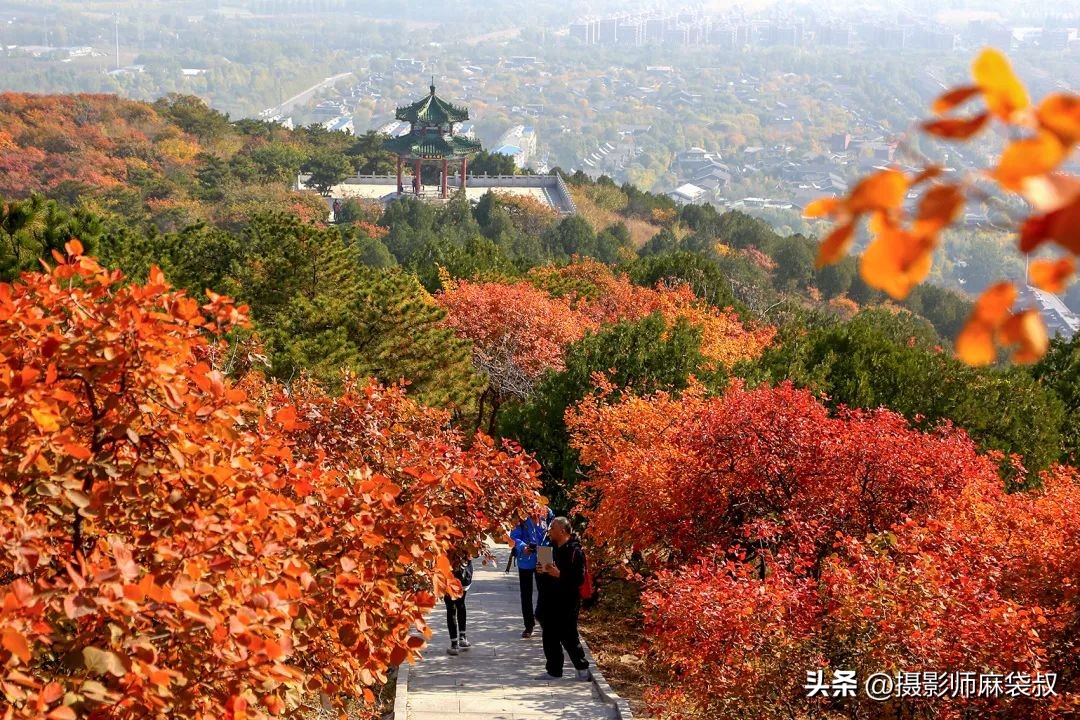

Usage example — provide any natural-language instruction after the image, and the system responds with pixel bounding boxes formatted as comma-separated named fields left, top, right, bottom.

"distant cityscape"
left=567, top=10, right=1076, bottom=52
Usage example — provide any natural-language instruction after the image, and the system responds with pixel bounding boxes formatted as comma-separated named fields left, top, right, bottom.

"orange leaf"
left=64, top=239, right=84, bottom=257
left=972, top=282, right=1017, bottom=325
left=1037, top=93, right=1080, bottom=146
left=41, top=682, right=64, bottom=703
left=956, top=320, right=997, bottom=366
left=276, top=405, right=297, bottom=431
left=1029, top=257, right=1076, bottom=294
left=815, top=222, right=855, bottom=268
left=847, top=169, right=908, bottom=214
left=993, top=132, right=1066, bottom=190
left=914, top=184, right=965, bottom=235
left=46, top=708, right=76, bottom=720
left=264, top=638, right=284, bottom=661
left=263, top=695, right=285, bottom=715
left=149, top=670, right=171, bottom=687
left=803, top=197, right=841, bottom=218
left=2, top=628, right=31, bottom=663
left=859, top=227, right=934, bottom=299
left=931, top=85, right=981, bottom=114
left=63, top=443, right=93, bottom=461
left=1000, top=310, right=1049, bottom=363
left=922, top=113, right=989, bottom=140
left=972, top=48, right=1029, bottom=120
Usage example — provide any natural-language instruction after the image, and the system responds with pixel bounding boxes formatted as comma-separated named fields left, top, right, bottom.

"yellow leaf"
left=994, top=132, right=1066, bottom=190
left=956, top=320, right=997, bottom=366
left=1029, top=257, right=1076, bottom=294
left=815, top=222, right=855, bottom=268
left=1000, top=310, right=1049, bottom=363
left=1037, top=93, right=1080, bottom=146
left=847, top=169, right=908, bottom=214
left=31, top=408, right=60, bottom=432
left=972, top=48, right=1029, bottom=120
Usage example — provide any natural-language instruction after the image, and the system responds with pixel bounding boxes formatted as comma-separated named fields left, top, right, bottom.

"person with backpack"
left=535, top=517, right=592, bottom=681
left=509, top=505, right=554, bottom=638
left=445, top=554, right=474, bottom=656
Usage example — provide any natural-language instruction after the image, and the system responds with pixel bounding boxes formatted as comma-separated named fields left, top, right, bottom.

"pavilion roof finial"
left=430, top=76, right=436, bottom=95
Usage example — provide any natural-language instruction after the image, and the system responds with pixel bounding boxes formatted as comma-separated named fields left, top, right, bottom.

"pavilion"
left=382, top=80, right=482, bottom=199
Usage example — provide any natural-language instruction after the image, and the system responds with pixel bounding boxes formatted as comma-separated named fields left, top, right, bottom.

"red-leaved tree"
left=569, top=382, right=1078, bottom=719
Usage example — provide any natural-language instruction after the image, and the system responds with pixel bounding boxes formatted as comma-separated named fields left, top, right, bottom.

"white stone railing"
left=296, top=172, right=577, bottom=214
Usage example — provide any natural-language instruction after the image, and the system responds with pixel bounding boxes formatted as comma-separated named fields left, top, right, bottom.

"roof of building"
left=395, top=81, right=470, bottom=125
left=669, top=183, right=706, bottom=201
left=383, top=130, right=482, bottom=160
left=492, top=144, right=523, bottom=156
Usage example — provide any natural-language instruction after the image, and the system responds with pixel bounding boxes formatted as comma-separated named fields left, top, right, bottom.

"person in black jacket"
left=445, top=556, right=474, bottom=656
left=536, top=517, right=592, bottom=681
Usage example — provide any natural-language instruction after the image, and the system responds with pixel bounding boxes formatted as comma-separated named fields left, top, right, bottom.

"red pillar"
left=396, top=156, right=403, bottom=194
left=442, top=158, right=449, bottom=199
left=461, top=157, right=467, bottom=191
left=414, top=159, right=421, bottom=194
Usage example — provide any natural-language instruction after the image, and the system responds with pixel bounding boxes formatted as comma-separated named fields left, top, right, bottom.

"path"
left=257, top=72, right=353, bottom=119
left=399, top=547, right=622, bottom=720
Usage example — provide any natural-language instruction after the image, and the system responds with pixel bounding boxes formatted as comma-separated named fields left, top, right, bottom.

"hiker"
left=536, top=517, right=591, bottom=681
left=509, top=505, right=554, bottom=638
left=445, top=554, right=474, bottom=656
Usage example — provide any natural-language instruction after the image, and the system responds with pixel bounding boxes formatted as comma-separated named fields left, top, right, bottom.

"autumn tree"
left=569, top=382, right=1079, bottom=719
left=436, top=277, right=588, bottom=432
left=0, top=246, right=540, bottom=719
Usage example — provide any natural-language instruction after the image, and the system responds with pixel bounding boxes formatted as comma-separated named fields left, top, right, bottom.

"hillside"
left=1, top=87, right=1078, bottom=720
left=0, top=93, right=343, bottom=231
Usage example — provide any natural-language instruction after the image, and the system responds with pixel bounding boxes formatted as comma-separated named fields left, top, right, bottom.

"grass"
left=568, top=186, right=661, bottom=249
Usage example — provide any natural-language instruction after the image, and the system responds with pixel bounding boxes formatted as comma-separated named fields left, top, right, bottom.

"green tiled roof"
left=395, top=83, right=470, bottom=125
left=383, top=131, right=483, bottom=159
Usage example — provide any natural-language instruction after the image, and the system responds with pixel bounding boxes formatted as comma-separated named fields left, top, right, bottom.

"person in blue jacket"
left=509, top=505, right=554, bottom=638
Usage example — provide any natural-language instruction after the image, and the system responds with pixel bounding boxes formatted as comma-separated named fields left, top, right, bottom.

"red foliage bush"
left=570, top=382, right=1079, bottom=719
